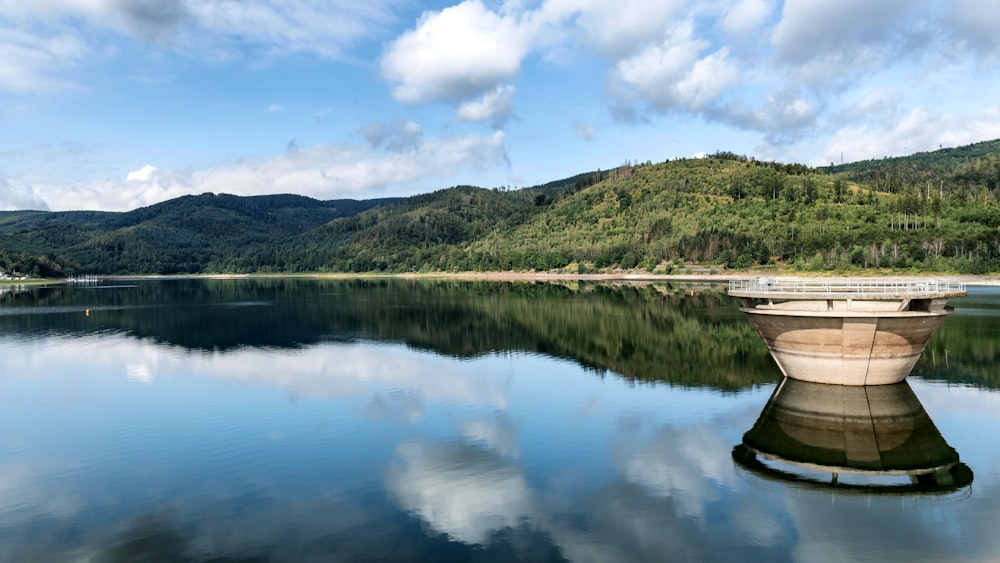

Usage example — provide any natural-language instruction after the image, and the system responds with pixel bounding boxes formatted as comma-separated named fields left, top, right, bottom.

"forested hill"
left=3, top=140, right=1000, bottom=276
left=821, top=138, right=1000, bottom=189
left=0, top=193, right=402, bottom=276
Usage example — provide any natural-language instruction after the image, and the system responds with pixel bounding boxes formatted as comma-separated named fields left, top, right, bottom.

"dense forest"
left=3, top=140, right=1000, bottom=276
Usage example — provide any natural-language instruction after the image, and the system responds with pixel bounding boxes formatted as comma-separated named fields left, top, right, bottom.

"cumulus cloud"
left=373, top=0, right=1000, bottom=159
left=6, top=0, right=1000, bottom=190
left=767, top=0, right=934, bottom=95
left=821, top=106, right=1000, bottom=165
left=568, top=0, right=686, bottom=59
left=195, top=131, right=508, bottom=199
left=770, top=0, right=915, bottom=66
left=0, top=178, right=50, bottom=211
left=380, top=1, right=532, bottom=104
left=711, top=89, right=818, bottom=143
left=18, top=131, right=508, bottom=211
left=378, top=0, right=694, bottom=121
left=456, top=85, right=515, bottom=128
left=612, top=22, right=739, bottom=112
left=125, top=164, right=157, bottom=182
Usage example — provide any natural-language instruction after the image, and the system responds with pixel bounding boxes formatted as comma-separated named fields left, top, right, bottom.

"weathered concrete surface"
left=741, top=308, right=950, bottom=385
left=730, top=279, right=965, bottom=385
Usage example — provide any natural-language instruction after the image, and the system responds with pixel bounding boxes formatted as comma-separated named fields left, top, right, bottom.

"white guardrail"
left=729, top=278, right=966, bottom=295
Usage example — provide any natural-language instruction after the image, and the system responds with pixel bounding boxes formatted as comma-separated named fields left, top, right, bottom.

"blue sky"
left=2, top=0, right=1000, bottom=212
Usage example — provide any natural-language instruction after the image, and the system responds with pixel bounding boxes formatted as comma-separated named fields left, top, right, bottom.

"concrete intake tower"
left=729, top=278, right=967, bottom=386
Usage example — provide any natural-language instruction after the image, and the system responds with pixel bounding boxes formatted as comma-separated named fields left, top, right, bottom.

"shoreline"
left=92, top=271, right=1000, bottom=286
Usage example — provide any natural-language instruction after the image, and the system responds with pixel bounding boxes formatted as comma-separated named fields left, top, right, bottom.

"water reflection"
left=915, top=286, right=1000, bottom=389
left=1, top=280, right=998, bottom=561
left=733, top=379, right=973, bottom=493
left=386, top=440, right=534, bottom=546
left=0, top=279, right=778, bottom=390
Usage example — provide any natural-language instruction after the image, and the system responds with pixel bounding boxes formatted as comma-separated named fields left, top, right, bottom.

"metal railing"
left=729, top=278, right=966, bottom=296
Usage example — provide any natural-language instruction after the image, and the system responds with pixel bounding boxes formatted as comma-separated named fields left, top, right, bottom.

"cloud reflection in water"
left=0, top=332, right=998, bottom=561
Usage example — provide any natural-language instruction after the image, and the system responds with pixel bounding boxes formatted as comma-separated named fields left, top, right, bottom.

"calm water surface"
left=0, top=279, right=998, bottom=562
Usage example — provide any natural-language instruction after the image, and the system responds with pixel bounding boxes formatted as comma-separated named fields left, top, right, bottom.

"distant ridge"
left=821, top=138, right=1000, bottom=180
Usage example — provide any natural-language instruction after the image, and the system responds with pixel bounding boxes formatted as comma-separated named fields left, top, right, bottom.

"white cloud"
left=456, top=85, right=516, bottom=127
left=125, top=164, right=157, bottom=182
left=766, top=0, right=939, bottom=98
left=19, top=131, right=509, bottom=211
left=27, top=171, right=191, bottom=212
left=374, top=0, right=1000, bottom=158
left=357, top=119, right=423, bottom=152
left=0, top=0, right=400, bottom=93
left=945, top=0, right=1000, bottom=60
left=712, top=89, right=818, bottom=139
left=720, top=0, right=774, bottom=41
left=195, top=132, right=508, bottom=199
left=385, top=440, right=533, bottom=545
left=5, top=0, right=1000, bottom=195
left=770, top=0, right=915, bottom=66
left=380, top=1, right=532, bottom=104
left=822, top=106, right=1000, bottom=165
left=612, top=22, right=739, bottom=112
left=460, top=414, right=520, bottom=457
left=567, top=0, right=686, bottom=59
left=0, top=178, right=50, bottom=211
left=3, top=0, right=188, bottom=38
left=622, top=424, right=736, bottom=520
left=2, top=334, right=515, bottom=410
left=186, top=0, right=398, bottom=59
left=0, top=25, right=89, bottom=92
left=675, top=48, right=739, bottom=110
left=0, top=462, right=86, bottom=529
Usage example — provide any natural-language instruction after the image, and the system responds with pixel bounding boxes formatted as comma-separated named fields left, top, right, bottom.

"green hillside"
left=822, top=138, right=1000, bottom=188
left=283, top=148, right=1000, bottom=275
left=2, top=141, right=1000, bottom=276
left=0, top=194, right=401, bottom=276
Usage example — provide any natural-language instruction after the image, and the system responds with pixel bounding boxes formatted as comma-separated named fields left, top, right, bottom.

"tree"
left=833, top=178, right=845, bottom=203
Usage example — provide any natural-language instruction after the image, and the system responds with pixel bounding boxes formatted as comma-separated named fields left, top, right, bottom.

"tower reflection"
left=733, top=379, right=973, bottom=494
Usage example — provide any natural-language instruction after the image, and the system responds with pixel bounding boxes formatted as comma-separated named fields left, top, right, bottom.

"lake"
left=0, top=279, right=997, bottom=562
